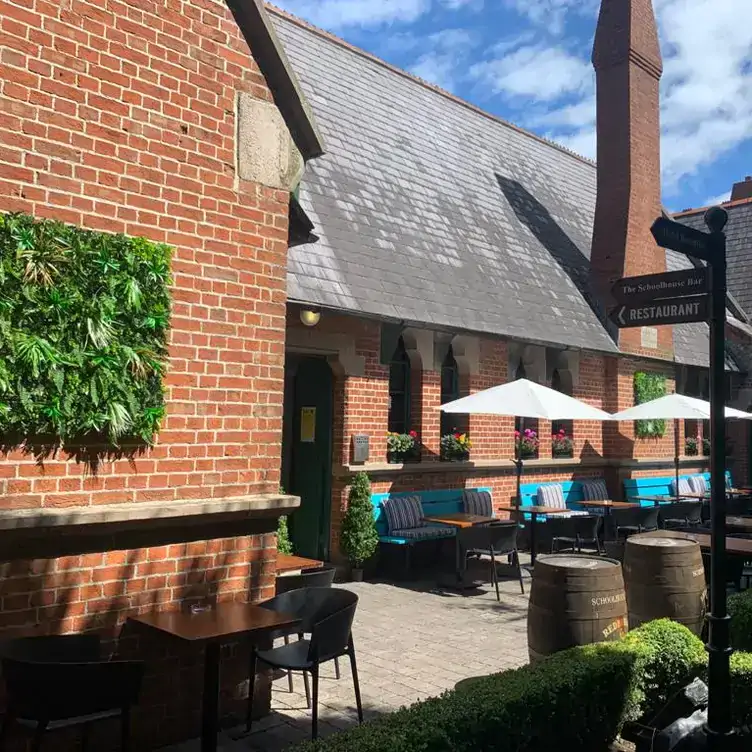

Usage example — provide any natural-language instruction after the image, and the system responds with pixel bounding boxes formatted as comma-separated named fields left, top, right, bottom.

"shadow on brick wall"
left=0, top=515, right=276, bottom=750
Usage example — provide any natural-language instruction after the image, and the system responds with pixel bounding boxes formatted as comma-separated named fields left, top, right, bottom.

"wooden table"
left=726, top=516, right=752, bottom=533
left=632, top=495, right=685, bottom=505
left=130, top=603, right=299, bottom=752
left=276, top=553, right=324, bottom=575
left=578, top=500, right=640, bottom=510
left=496, top=505, right=572, bottom=565
left=424, top=513, right=495, bottom=588
left=640, top=530, right=752, bottom=557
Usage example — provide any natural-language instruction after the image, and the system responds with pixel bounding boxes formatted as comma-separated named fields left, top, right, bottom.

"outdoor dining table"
left=276, top=553, right=324, bottom=576
left=495, top=504, right=572, bottom=565
left=129, top=603, right=299, bottom=752
left=577, top=500, right=640, bottom=512
left=726, top=516, right=752, bottom=533
left=423, top=512, right=495, bottom=589
left=640, top=529, right=752, bottom=557
left=631, top=495, right=686, bottom=505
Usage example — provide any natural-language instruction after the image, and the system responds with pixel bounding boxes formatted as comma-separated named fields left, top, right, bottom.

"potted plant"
left=702, top=437, right=711, bottom=456
left=685, top=436, right=699, bottom=456
left=276, top=515, right=293, bottom=555
left=387, top=430, right=419, bottom=463
left=341, top=471, right=379, bottom=581
left=440, top=432, right=471, bottom=461
left=515, top=428, right=539, bottom=459
left=551, top=429, right=574, bottom=458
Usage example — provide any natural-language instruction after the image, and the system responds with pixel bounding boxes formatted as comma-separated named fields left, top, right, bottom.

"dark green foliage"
left=340, top=472, right=379, bottom=568
left=294, top=641, right=637, bottom=752
left=730, top=651, right=752, bottom=727
left=634, top=371, right=667, bottom=438
left=0, top=213, right=171, bottom=445
left=276, top=516, right=293, bottom=556
left=728, top=589, right=752, bottom=651
left=621, top=619, right=706, bottom=721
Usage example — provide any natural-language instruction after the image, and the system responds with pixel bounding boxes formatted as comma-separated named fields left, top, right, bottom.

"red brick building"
left=0, top=0, right=322, bottom=746
left=271, top=1, right=752, bottom=561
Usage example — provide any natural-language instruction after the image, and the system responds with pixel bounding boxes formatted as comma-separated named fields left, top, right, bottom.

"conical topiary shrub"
left=340, top=472, right=379, bottom=578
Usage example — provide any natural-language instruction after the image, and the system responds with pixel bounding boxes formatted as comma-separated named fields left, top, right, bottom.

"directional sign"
left=612, top=268, right=709, bottom=304
left=610, top=295, right=709, bottom=328
left=651, top=217, right=713, bottom=261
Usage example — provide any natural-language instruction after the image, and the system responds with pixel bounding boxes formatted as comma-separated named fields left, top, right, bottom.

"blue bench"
left=371, top=487, right=492, bottom=544
left=518, top=480, right=596, bottom=520
left=623, top=472, right=731, bottom=506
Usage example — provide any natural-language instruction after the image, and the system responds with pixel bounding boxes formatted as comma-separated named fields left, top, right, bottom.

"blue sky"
left=273, top=0, right=752, bottom=212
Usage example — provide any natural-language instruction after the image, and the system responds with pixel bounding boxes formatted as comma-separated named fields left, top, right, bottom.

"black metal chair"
left=248, top=588, right=363, bottom=740
left=661, top=500, right=703, bottom=529
left=458, top=521, right=524, bottom=600
left=550, top=515, right=602, bottom=554
left=0, top=634, right=143, bottom=752
left=612, top=505, right=660, bottom=540
left=274, top=564, right=340, bottom=690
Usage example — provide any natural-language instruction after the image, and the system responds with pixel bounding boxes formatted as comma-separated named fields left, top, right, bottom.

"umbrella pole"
left=674, top=418, right=681, bottom=498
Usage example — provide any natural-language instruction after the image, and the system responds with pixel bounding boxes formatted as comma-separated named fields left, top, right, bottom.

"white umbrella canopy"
left=440, top=378, right=612, bottom=420
left=610, top=393, right=752, bottom=421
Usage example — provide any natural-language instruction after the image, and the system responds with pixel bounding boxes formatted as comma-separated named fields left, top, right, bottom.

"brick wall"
left=0, top=0, right=290, bottom=746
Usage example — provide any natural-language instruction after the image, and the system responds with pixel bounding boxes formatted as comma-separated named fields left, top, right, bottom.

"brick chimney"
left=730, top=176, right=752, bottom=202
left=590, top=0, right=673, bottom=358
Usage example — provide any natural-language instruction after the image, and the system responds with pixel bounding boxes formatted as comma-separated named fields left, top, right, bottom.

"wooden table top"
left=496, top=504, right=572, bottom=516
left=276, top=553, right=324, bottom=574
left=129, top=602, right=299, bottom=643
left=423, top=513, right=495, bottom=528
left=726, top=516, right=752, bottom=531
left=640, top=530, right=752, bottom=556
left=632, top=495, right=685, bottom=503
left=578, top=500, right=640, bottom=509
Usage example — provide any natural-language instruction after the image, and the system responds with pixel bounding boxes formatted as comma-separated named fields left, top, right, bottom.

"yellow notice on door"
left=300, top=407, right=316, bottom=443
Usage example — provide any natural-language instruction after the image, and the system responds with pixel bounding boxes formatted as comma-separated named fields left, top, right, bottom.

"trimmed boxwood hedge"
left=294, top=620, right=752, bottom=752
left=728, top=589, right=752, bottom=652
left=0, top=213, right=171, bottom=445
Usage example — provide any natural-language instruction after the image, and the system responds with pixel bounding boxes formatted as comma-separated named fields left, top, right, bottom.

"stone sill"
left=336, top=456, right=710, bottom=478
left=0, top=494, right=300, bottom=531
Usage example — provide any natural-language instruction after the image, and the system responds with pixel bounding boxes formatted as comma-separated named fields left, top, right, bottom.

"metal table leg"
left=201, top=642, right=221, bottom=752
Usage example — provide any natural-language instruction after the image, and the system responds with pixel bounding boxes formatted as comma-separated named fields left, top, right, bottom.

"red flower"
left=409, top=430, right=418, bottom=438
left=454, top=433, right=461, bottom=439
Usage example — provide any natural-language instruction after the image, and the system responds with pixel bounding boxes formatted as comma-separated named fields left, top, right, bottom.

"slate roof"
left=270, top=8, right=725, bottom=365
left=677, top=200, right=752, bottom=321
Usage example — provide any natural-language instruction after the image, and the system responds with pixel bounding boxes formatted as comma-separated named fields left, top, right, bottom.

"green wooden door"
left=288, top=357, right=333, bottom=559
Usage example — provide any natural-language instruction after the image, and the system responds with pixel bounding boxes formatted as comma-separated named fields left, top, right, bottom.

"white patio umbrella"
left=441, top=378, right=612, bottom=506
left=610, top=393, right=752, bottom=493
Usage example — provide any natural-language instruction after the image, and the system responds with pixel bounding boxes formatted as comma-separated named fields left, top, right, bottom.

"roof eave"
left=226, top=0, right=324, bottom=161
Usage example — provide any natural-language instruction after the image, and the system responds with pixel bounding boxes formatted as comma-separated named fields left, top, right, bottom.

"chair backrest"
left=574, top=515, right=601, bottom=538
left=463, top=489, right=494, bottom=518
left=0, top=634, right=101, bottom=664
left=276, top=564, right=336, bottom=595
left=458, top=521, right=518, bottom=554
left=545, top=515, right=580, bottom=538
left=612, top=505, right=659, bottom=529
left=662, top=501, right=703, bottom=524
left=537, top=484, right=566, bottom=510
left=307, top=589, right=358, bottom=664
left=1, top=641, right=143, bottom=722
left=581, top=480, right=609, bottom=501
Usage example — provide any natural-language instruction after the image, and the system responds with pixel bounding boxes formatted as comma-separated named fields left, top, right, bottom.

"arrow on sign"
left=610, top=295, right=710, bottom=328
left=650, top=217, right=713, bottom=261
left=612, top=268, right=710, bottom=304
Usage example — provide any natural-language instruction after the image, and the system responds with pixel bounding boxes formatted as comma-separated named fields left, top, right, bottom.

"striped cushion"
left=689, top=475, right=708, bottom=494
left=537, top=484, right=566, bottom=510
left=670, top=478, right=693, bottom=496
left=390, top=525, right=454, bottom=540
left=382, top=496, right=424, bottom=534
left=463, top=489, right=494, bottom=518
left=581, top=479, right=608, bottom=501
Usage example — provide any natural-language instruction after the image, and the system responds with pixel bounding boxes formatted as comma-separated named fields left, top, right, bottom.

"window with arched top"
left=440, top=346, right=461, bottom=437
left=388, top=337, right=411, bottom=434
left=551, top=368, right=574, bottom=457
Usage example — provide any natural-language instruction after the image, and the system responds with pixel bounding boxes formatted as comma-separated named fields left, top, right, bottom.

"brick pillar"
left=421, top=370, right=442, bottom=462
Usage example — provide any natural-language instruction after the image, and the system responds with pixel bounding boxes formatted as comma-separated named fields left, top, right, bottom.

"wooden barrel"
left=527, top=554, right=628, bottom=662
left=623, top=531, right=706, bottom=635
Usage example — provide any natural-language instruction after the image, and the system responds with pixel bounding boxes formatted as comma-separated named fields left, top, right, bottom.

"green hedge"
left=728, top=589, right=752, bottom=651
left=293, top=620, right=735, bottom=752
left=0, top=213, right=171, bottom=444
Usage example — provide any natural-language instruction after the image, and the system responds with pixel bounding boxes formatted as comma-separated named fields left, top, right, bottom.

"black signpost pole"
left=704, top=206, right=732, bottom=747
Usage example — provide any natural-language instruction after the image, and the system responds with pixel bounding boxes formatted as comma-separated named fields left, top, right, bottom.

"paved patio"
left=162, top=563, right=532, bottom=751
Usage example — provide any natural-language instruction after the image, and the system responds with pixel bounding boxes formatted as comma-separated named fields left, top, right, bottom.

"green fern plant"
left=0, top=213, right=171, bottom=445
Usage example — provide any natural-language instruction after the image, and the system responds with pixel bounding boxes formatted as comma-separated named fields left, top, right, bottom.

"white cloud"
left=703, top=191, right=732, bottom=206
left=273, top=0, right=430, bottom=29
left=408, top=29, right=476, bottom=91
left=502, top=0, right=598, bottom=36
left=471, top=44, right=592, bottom=101
left=440, top=0, right=483, bottom=8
